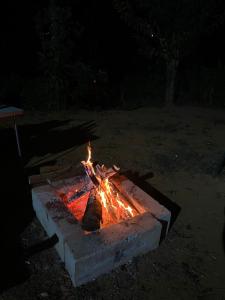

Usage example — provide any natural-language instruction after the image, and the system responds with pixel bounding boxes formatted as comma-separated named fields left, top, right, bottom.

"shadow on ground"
left=0, top=120, right=98, bottom=292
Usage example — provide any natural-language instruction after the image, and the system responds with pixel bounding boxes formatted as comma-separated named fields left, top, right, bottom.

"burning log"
left=110, top=181, right=140, bottom=214
left=95, top=164, right=119, bottom=180
left=64, top=176, right=94, bottom=204
left=46, top=142, right=140, bottom=230
left=80, top=144, right=139, bottom=227
left=81, top=190, right=102, bottom=231
left=66, top=189, right=87, bottom=203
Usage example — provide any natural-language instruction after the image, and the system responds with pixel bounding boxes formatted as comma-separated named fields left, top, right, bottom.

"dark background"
left=0, top=0, right=225, bottom=110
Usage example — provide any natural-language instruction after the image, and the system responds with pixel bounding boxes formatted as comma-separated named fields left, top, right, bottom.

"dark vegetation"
left=0, top=0, right=225, bottom=110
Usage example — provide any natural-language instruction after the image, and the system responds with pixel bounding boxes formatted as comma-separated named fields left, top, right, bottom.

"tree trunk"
left=165, top=58, right=179, bottom=107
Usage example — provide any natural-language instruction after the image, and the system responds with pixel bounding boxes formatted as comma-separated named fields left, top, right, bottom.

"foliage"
left=35, top=0, right=83, bottom=109
left=113, top=0, right=225, bottom=106
left=113, top=0, right=225, bottom=59
left=177, top=63, right=225, bottom=107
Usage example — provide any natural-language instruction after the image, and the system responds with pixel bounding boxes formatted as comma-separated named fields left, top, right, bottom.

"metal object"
left=14, top=115, right=22, bottom=157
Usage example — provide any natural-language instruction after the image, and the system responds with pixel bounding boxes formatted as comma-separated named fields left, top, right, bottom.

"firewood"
left=81, top=190, right=102, bottom=232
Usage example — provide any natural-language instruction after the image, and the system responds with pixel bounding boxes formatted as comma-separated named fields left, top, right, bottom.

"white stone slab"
left=111, top=174, right=171, bottom=233
left=32, top=175, right=171, bottom=287
left=64, top=212, right=161, bottom=286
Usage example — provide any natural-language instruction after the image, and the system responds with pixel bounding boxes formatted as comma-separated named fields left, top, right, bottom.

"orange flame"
left=81, top=142, right=96, bottom=176
left=83, top=143, right=137, bottom=227
left=86, top=142, right=92, bottom=165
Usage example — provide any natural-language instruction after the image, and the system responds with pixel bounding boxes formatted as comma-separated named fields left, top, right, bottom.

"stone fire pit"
left=32, top=173, right=171, bottom=287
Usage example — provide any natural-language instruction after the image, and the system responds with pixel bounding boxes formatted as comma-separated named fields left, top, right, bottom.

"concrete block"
left=32, top=183, right=79, bottom=261
left=111, top=174, right=171, bottom=233
left=64, top=212, right=161, bottom=286
left=32, top=175, right=170, bottom=287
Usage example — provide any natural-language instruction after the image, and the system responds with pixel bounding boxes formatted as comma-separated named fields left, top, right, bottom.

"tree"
left=113, top=0, right=225, bottom=107
left=36, top=0, right=82, bottom=109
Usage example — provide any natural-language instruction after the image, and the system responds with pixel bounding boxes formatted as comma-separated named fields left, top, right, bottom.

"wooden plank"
left=28, top=164, right=84, bottom=187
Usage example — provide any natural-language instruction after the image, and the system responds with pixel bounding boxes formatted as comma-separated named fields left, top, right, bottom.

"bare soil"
left=1, top=106, right=225, bottom=300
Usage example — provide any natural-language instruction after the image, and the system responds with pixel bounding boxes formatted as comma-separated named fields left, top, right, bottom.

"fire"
left=53, top=142, right=138, bottom=230
left=83, top=143, right=137, bottom=227
left=81, top=142, right=96, bottom=176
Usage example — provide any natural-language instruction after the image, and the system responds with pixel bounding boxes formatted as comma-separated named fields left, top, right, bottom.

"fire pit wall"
left=32, top=174, right=171, bottom=287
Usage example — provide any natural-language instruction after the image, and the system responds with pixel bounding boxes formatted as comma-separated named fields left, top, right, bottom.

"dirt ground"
left=1, top=106, right=225, bottom=300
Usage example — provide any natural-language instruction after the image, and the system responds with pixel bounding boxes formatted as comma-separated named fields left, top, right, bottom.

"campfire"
left=49, top=143, right=140, bottom=231
left=32, top=142, right=171, bottom=287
